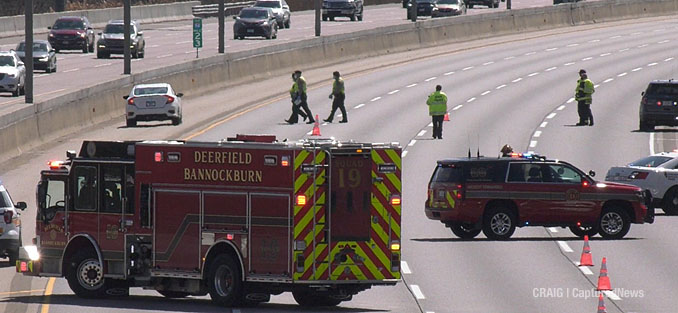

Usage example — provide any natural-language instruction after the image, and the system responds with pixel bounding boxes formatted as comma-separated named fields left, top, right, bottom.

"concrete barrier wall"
left=0, top=1, right=200, bottom=38
left=1, top=0, right=678, bottom=160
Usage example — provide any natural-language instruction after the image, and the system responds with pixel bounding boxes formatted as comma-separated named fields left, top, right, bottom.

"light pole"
left=24, top=0, right=33, bottom=103
left=315, top=0, right=321, bottom=36
left=219, top=0, right=224, bottom=53
left=123, top=0, right=131, bottom=75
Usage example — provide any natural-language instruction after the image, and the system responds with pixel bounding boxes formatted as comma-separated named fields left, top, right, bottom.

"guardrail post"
left=219, top=0, right=225, bottom=53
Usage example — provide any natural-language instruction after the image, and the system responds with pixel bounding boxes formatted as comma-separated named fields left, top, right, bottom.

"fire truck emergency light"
left=281, top=156, right=290, bottom=167
left=48, top=160, right=64, bottom=169
left=154, top=152, right=163, bottom=162
left=390, top=195, right=401, bottom=206
left=296, top=195, right=307, bottom=206
left=390, top=241, right=400, bottom=251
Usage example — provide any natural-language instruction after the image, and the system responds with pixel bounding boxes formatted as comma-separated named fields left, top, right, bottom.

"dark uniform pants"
left=327, top=94, right=347, bottom=122
left=432, top=115, right=444, bottom=138
left=287, top=101, right=307, bottom=123
left=288, top=94, right=314, bottom=123
left=577, top=100, right=594, bottom=125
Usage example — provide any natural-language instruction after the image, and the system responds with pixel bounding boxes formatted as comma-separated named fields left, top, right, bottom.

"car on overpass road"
left=233, top=7, right=279, bottom=40
left=0, top=51, right=26, bottom=97
left=97, top=20, right=146, bottom=59
left=47, top=16, right=95, bottom=53
left=253, top=0, right=291, bottom=28
left=15, top=40, right=57, bottom=73
left=323, top=0, right=364, bottom=21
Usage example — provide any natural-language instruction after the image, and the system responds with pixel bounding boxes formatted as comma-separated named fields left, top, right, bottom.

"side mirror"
left=641, top=91, right=645, bottom=96
left=233, top=16, right=238, bottom=19
left=15, top=202, right=27, bottom=211
left=123, top=95, right=129, bottom=100
left=47, top=26, right=52, bottom=30
left=588, top=170, right=596, bottom=177
left=87, top=26, right=93, bottom=30
left=138, top=31, right=144, bottom=36
left=18, top=61, right=24, bottom=67
left=176, top=93, right=184, bottom=97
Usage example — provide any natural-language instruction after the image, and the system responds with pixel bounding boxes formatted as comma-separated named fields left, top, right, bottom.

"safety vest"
left=333, top=78, right=345, bottom=95
left=297, top=76, right=307, bottom=94
left=290, top=82, right=298, bottom=97
left=427, top=91, right=448, bottom=116
left=575, top=78, right=595, bottom=103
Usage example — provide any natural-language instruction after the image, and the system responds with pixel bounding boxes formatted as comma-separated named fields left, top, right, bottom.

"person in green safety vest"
left=575, top=69, right=595, bottom=126
left=427, top=85, right=448, bottom=139
left=324, top=71, right=347, bottom=123
left=286, top=72, right=308, bottom=124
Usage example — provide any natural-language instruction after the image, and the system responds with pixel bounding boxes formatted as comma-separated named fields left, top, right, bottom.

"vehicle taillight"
left=629, top=171, right=649, bottom=179
left=582, top=181, right=589, bottom=187
left=127, top=97, right=135, bottom=105
left=4, top=210, right=12, bottom=224
left=657, top=101, right=662, bottom=106
left=165, top=96, right=175, bottom=104
left=456, top=184, right=464, bottom=199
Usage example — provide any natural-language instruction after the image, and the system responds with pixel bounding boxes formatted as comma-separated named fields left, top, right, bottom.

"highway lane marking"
left=428, top=122, right=433, bottom=127
left=632, top=67, right=642, bottom=72
left=603, top=78, right=614, bottom=83
left=581, top=57, right=593, bottom=61
left=665, top=57, right=675, bottom=61
left=184, top=51, right=195, bottom=54
left=648, top=62, right=658, bottom=66
left=653, top=28, right=665, bottom=32
left=619, top=48, right=629, bottom=52
left=529, top=140, right=537, bottom=148
left=467, top=97, right=476, bottom=103
left=0, top=289, right=45, bottom=296
left=370, top=96, right=381, bottom=102
left=417, top=130, right=427, bottom=137
left=588, top=39, right=600, bottom=43
left=481, top=90, right=491, bottom=96
left=175, top=40, right=192, bottom=45
left=156, top=54, right=172, bottom=58
left=545, top=47, right=558, bottom=51
left=631, top=32, right=642, bottom=35
left=410, top=285, right=425, bottom=299
left=600, top=53, right=611, bottom=57
left=401, top=261, right=412, bottom=274
left=547, top=227, right=558, bottom=232
left=424, top=77, right=437, bottom=82
left=533, top=131, right=542, bottom=137
left=496, top=84, right=506, bottom=89
left=63, top=68, right=79, bottom=73
left=556, top=105, right=565, bottom=111
left=564, top=62, right=575, bottom=66
left=512, top=78, right=522, bottom=83
left=637, top=44, right=648, bottom=48
left=524, top=52, right=536, bottom=56
left=618, top=72, right=627, bottom=77
left=528, top=72, right=539, bottom=77
left=354, top=103, right=365, bottom=109
left=148, top=44, right=159, bottom=48
left=545, top=67, right=557, bottom=71
left=322, top=122, right=329, bottom=126
left=94, top=63, right=112, bottom=68
left=462, top=66, right=473, bottom=71
left=35, top=74, right=49, bottom=78
left=406, top=83, right=417, bottom=88
left=37, top=88, right=67, bottom=97
left=546, top=113, right=556, bottom=119
left=388, top=89, right=400, bottom=95
left=567, top=43, right=579, bottom=47
left=609, top=35, right=621, bottom=39
left=443, top=71, right=455, bottom=76
left=504, top=56, right=515, bottom=60
left=40, top=277, right=56, bottom=313
left=574, top=262, right=594, bottom=275
left=658, top=40, right=670, bottom=44
left=452, top=105, right=463, bottom=110
left=594, top=84, right=600, bottom=88
left=604, top=290, right=622, bottom=301
left=482, top=61, right=494, bottom=65
left=567, top=98, right=575, bottom=103
left=557, top=241, right=573, bottom=253
left=402, top=151, right=408, bottom=158
left=408, top=140, right=416, bottom=147
left=540, top=122, right=548, bottom=127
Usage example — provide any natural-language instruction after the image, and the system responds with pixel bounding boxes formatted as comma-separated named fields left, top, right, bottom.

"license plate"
left=247, top=29, right=254, bottom=33
left=145, top=101, right=156, bottom=107
left=62, top=41, right=69, bottom=45
left=663, top=101, right=675, bottom=106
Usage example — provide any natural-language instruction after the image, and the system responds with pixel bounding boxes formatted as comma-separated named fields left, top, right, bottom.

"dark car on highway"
left=322, top=0, right=364, bottom=21
left=233, top=7, right=279, bottom=40
left=407, top=0, right=436, bottom=19
left=639, top=80, right=678, bottom=131
left=554, top=0, right=584, bottom=4
left=466, top=0, right=499, bottom=8
left=97, top=20, right=145, bottom=59
left=16, top=40, right=57, bottom=73
left=47, top=16, right=95, bottom=53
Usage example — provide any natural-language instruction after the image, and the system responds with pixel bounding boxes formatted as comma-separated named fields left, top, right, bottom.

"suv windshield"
left=17, top=42, right=48, bottom=52
left=0, top=56, right=15, bottom=67
left=53, top=19, right=86, bottom=30
left=104, top=24, right=135, bottom=34
left=240, top=9, right=269, bottom=19
left=629, top=156, right=673, bottom=167
left=255, top=1, right=281, bottom=8
left=432, top=165, right=462, bottom=183
left=646, top=83, right=678, bottom=95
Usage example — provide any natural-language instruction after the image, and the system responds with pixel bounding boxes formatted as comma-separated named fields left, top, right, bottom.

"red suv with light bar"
left=425, top=154, right=653, bottom=240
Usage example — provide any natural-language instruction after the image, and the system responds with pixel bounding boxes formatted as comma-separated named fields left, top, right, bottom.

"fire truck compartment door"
left=248, top=193, right=291, bottom=278
left=153, top=189, right=201, bottom=272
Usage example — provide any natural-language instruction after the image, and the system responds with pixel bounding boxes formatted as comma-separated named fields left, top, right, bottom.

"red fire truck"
left=16, top=135, right=402, bottom=306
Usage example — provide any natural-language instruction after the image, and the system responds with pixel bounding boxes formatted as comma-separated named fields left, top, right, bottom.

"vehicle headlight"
left=39, top=57, right=48, bottom=62
left=7, top=73, right=16, bottom=78
left=79, top=32, right=86, bottom=38
left=48, top=33, right=54, bottom=38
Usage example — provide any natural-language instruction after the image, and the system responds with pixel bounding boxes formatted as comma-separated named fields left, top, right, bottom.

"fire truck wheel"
left=598, top=207, right=630, bottom=240
left=450, top=224, right=481, bottom=239
left=157, top=290, right=190, bottom=298
left=208, top=254, right=243, bottom=306
left=66, top=250, right=108, bottom=298
left=569, top=225, right=598, bottom=238
left=292, top=291, right=343, bottom=307
left=482, top=206, right=516, bottom=240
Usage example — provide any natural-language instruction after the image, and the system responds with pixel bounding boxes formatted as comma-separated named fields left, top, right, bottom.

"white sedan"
left=606, top=152, right=678, bottom=214
left=123, top=83, right=183, bottom=127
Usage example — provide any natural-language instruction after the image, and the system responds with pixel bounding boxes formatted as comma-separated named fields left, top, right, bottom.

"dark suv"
left=322, top=0, right=364, bottom=21
left=639, top=80, right=678, bottom=131
left=97, top=20, right=145, bottom=59
left=425, top=154, right=652, bottom=240
left=48, top=16, right=95, bottom=53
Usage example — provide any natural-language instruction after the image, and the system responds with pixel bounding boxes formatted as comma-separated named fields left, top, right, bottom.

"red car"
left=425, top=154, right=653, bottom=240
left=47, top=16, right=95, bottom=53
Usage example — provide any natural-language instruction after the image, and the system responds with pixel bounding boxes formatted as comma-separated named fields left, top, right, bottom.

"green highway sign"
left=193, top=18, right=203, bottom=48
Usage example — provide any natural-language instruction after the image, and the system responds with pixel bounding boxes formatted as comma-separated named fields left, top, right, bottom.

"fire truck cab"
left=18, top=136, right=402, bottom=306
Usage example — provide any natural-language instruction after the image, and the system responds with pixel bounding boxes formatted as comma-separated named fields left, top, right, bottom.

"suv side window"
left=507, top=163, right=527, bottom=182
left=545, top=164, right=582, bottom=184
left=431, top=164, right=463, bottom=183
left=465, top=162, right=507, bottom=183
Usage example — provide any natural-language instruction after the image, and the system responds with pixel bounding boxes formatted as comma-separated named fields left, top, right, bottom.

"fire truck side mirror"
left=67, top=150, right=76, bottom=160
left=15, top=202, right=27, bottom=211
left=37, top=181, right=47, bottom=210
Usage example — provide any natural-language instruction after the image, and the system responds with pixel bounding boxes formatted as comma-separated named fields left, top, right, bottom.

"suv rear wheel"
left=569, top=225, right=598, bottom=238
left=450, top=224, right=481, bottom=239
left=598, top=207, right=630, bottom=239
left=482, top=205, right=516, bottom=240
left=639, top=120, right=654, bottom=131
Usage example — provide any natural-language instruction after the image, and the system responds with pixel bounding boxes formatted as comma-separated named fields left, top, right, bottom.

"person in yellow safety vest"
left=427, top=85, right=448, bottom=139
left=295, top=70, right=315, bottom=124
left=286, top=72, right=308, bottom=124
left=575, top=69, right=595, bottom=126
left=324, top=71, right=347, bottom=123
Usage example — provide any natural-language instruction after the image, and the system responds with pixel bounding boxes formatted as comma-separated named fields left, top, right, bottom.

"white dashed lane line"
left=467, top=97, right=476, bottom=103
left=462, top=66, right=473, bottom=71
left=354, top=103, right=365, bottom=109
left=425, top=77, right=437, bottom=82
left=481, top=90, right=491, bottom=96
left=557, top=241, right=573, bottom=253
left=546, top=113, right=557, bottom=119
left=588, top=39, right=600, bottom=43
left=530, top=140, right=538, bottom=148
left=603, top=78, right=614, bottom=83
left=444, top=71, right=455, bottom=76
left=665, top=57, right=675, bottom=61
left=632, top=67, right=642, bottom=72
left=94, top=63, right=112, bottom=68
left=401, top=261, right=412, bottom=274
left=528, top=72, right=539, bottom=77
left=545, top=67, right=557, bottom=71
left=483, top=61, right=495, bottom=65
left=63, top=68, right=79, bottom=73
left=496, top=84, right=506, bottom=89
left=428, top=122, right=433, bottom=127
left=638, top=44, right=649, bottom=48
left=648, top=62, right=658, bottom=66
left=156, top=54, right=172, bottom=58
left=512, top=78, right=523, bottom=82
left=576, top=263, right=594, bottom=275
left=504, top=56, right=515, bottom=60
left=175, top=40, right=192, bottom=45
left=540, top=122, right=548, bottom=128
left=594, top=84, right=600, bottom=88
left=567, top=98, right=575, bottom=103
left=370, top=96, right=381, bottom=102
left=619, top=48, right=629, bottom=52
left=417, top=130, right=427, bottom=137
left=658, top=40, right=670, bottom=44
left=609, top=35, right=621, bottom=39
left=533, top=131, right=542, bottom=137
left=557, top=105, right=566, bottom=111
left=525, top=52, right=536, bottom=56
left=564, top=62, right=575, bottom=66
left=582, top=57, right=593, bottom=61
left=545, top=47, right=558, bottom=51
left=618, top=72, right=627, bottom=77
left=452, top=105, right=463, bottom=111
left=567, top=43, right=579, bottom=47
left=388, top=90, right=400, bottom=95
left=410, top=285, right=426, bottom=300
left=604, top=290, right=622, bottom=301
left=408, top=140, right=417, bottom=147
left=406, top=83, right=417, bottom=88
left=600, top=53, right=611, bottom=57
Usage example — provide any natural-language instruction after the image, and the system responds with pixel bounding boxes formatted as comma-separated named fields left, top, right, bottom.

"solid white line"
left=545, top=67, right=557, bottom=71
left=402, top=151, right=408, bottom=158
left=530, top=140, right=538, bottom=148
left=579, top=265, right=594, bottom=275
left=610, top=35, right=621, bottom=39
left=603, top=78, right=614, bottom=83
left=665, top=57, right=675, bottom=61
left=504, top=56, right=515, bottom=60
left=528, top=72, right=539, bottom=77
left=354, top=103, right=365, bottom=109
left=481, top=90, right=491, bottom=96
left=512, top=78, right=522, bottom=82
left=557, top=241, right=573, bottom=253
left=557, top=105, right=565, bottom=111
left=452, top=105, right=463, bottom=111
left=604, top=291, right=622, bottom=301
left=94, top=63, right=112, bottom=68
left=483, top=61, right=495, bottom=65
left=650, top=132, right=655, bottom=155
left=548, top=227, right=558, bottom=233
left=444, top=71, right=455, bottom=76
left=600, top=53, right=611, bottom=57
left=618, top=72, right=627, bottom=77
left=525, top=52, right=536, bottom=56
left=425, top=77, right=437, bottom=82
left=408, top=140, right=417, bottom=147
left=406, top=83, right=417, bottom=88
left=370, top=97, right=381, bottom=102
left=564, top=62, right=575, bottom=66
left=462, top=66, right=473, bottom=71
left=410, top=285, right=426, bottom=299
left=63, top=68, right=79, bottom=73
left=547, top=113, right=557, bottom=119
left=388, top=90, right=400, bottom=95
left=631, top=32, right=642, bottom=35
left=467, top=97, right=476, bottom=103
left=567, top=98, right=575, bottom=103
left=496, top=84, right=506, bottom=89
left=648, top=62, right=658, bottom=67
left=533, top=131, right=542, bottom=137
left=546, top=47, right=558, bottom=51
left=175, top=40, right=192, bottom=45
left=540, top=122, right=548, bottom=128
left=632, top=67, right=642, bottom=72
left=582, top=57, right=593, bottom=61
left=567, top=43, right=579, bottom=47
left=401, top=261, right=412, bottom=274
left=418, top=130, right=427, bottom=137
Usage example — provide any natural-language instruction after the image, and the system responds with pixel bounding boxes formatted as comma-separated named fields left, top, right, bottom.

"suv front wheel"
left=482, top=205, right=516, bottom=240
left=598, top=207, right=630, bottom=239
left=450, top=224, right=481, bottom=239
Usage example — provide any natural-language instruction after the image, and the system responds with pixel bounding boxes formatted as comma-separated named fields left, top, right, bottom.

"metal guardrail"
left=192, top=2, right=255, bottom=17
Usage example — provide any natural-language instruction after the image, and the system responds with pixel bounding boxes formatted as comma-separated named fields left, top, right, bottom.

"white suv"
left=0, top=184, right=27, bottom=264
left=253, top=0, right=291, bottom=28
left=0, top=51, right=26, bottom=97
left=123, top=83, right=183, bottom=127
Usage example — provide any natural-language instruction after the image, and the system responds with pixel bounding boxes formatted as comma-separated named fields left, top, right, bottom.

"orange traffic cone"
left=597, top=257, right=612, bottom=291
left=443, top=113, right=450, bottom=121
left=597, top=294, right=607, bottom=313
left=311, top=115, right=321, bottom=136
left=579, top=235, right=594, bottom=267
